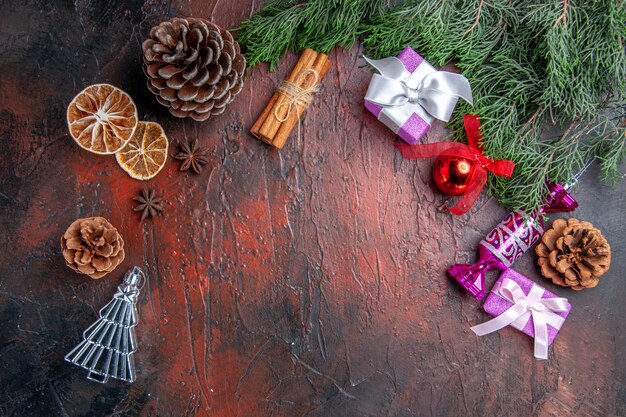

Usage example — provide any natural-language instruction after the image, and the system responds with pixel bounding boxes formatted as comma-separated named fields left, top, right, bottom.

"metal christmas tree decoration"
left=65, top=266, right=146, bottom=383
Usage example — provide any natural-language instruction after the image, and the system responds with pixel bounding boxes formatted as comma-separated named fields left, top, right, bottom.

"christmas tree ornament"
left=174, top=139, right=209, bottom=174
left=65, top=266, right=146, bottom=383
left=66, top=84, right=138, bottom=155
left=61, top=217, right=125, bottom=279
left=536, top=218, right=611, bottom=290
left=396, top=114, right=515, bottom=215
left=364, top=46, right=473, bottom=144
left=432, top=155, right=475, bottom=196
left=142, top=18, right=246, bottom=121
left=251, top=48, right=331, bottom=149
left=133, top=188, right=164, bottom=221
left=448, top=182, right=579, bottom=301
left=115, top=121, right=169, bottom=180
left=471, top=269, right=571, bottom=360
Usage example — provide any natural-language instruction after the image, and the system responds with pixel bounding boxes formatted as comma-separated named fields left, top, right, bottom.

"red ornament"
left=395, top=114, right=516, bottom=215
left=432, top=155, right=476, bottom=196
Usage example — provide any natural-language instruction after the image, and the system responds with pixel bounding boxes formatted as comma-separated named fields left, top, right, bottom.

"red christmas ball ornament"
left=432, top=155, right=476, bottom=196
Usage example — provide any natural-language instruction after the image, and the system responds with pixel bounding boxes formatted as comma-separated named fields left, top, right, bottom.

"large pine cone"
left=142, top=18, right=246, bottom=121
left=61, top=217, right=125, bottom=279
left=535, top=218, right=611, bottom=291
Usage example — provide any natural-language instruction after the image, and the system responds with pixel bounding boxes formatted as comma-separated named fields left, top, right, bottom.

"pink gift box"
left=364, top=46, right=433, bottom=144
left=483, top=269, right=571, bottom=345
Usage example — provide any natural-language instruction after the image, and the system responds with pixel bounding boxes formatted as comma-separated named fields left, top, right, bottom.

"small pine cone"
left=142, top=17, right=246, bottom=121
left=535, top=218, right=611, bottom=291
left=61, top=217, right=125, bottom=279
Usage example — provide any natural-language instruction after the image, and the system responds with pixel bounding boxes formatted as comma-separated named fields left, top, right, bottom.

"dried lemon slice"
left=67, top=84, right=138, bottom=154
left=115, top=121, right=169, bottom=180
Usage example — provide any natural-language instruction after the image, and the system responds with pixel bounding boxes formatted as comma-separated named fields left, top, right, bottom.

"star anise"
left=174, top=139, right=209, bottom=174
left=133, top=188, right=164, bottom=221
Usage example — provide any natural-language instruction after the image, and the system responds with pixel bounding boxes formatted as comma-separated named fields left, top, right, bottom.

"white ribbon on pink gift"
left=471, top=278, right=569, bottom=359
left=363, top=55, right=473, bottom=127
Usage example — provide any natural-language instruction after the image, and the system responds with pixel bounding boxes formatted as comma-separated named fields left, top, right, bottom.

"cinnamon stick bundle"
left=251, top=48, right=332, bottom=149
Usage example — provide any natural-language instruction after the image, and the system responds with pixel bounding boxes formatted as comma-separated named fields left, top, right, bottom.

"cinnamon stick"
left=273, top=53, right=331, bottom=149
left=250, top=48, right=331, bottom=149
left=253, top=48, right=317, bottom=144
left=250, top=94, right=279, bottom=145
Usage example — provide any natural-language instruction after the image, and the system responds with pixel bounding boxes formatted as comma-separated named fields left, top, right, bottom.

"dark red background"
left=1, top=1, right=624, bottom=416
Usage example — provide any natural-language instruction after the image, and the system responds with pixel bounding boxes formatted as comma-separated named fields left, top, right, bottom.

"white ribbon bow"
left=364, top=55, right=473, bottom=125
left=471, top=278, right=569, bottom=359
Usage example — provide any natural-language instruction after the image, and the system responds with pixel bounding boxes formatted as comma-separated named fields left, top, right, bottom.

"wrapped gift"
left=364, top=47, right=473, bottom=144
left=471, top=269, right=571, bottom=359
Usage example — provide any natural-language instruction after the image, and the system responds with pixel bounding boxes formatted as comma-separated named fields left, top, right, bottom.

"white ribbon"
left=471, top=278, right=569, bottom=359
left=363, top=55, right=473, bottom=129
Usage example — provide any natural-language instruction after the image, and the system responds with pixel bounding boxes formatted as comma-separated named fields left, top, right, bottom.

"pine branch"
left=237, top=0, right=626, bottom=211
left=234, top=0, right=387, bottom=70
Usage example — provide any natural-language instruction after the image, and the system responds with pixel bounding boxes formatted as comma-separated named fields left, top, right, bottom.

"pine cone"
left=142, top=18, right=246, bottom=121
left=536, top=218, right=611, bottom=291
left=61, top=217, right=125, bottom=279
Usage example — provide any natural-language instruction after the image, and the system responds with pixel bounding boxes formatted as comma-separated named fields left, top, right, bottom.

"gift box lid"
left=397, top=46, right=425, bottom=73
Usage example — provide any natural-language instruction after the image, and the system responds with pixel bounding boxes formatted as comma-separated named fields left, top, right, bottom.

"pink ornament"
left=448, top=183, right=578, bottom=300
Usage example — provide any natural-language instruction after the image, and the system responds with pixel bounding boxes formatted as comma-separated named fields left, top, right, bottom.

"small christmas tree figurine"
left=65, top=266, right=145, bottom=383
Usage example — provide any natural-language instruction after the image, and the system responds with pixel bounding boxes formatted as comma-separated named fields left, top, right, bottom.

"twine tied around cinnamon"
left=250, top=48, right=331, bottom=149
left=273, top=69, right=320, bottom=122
